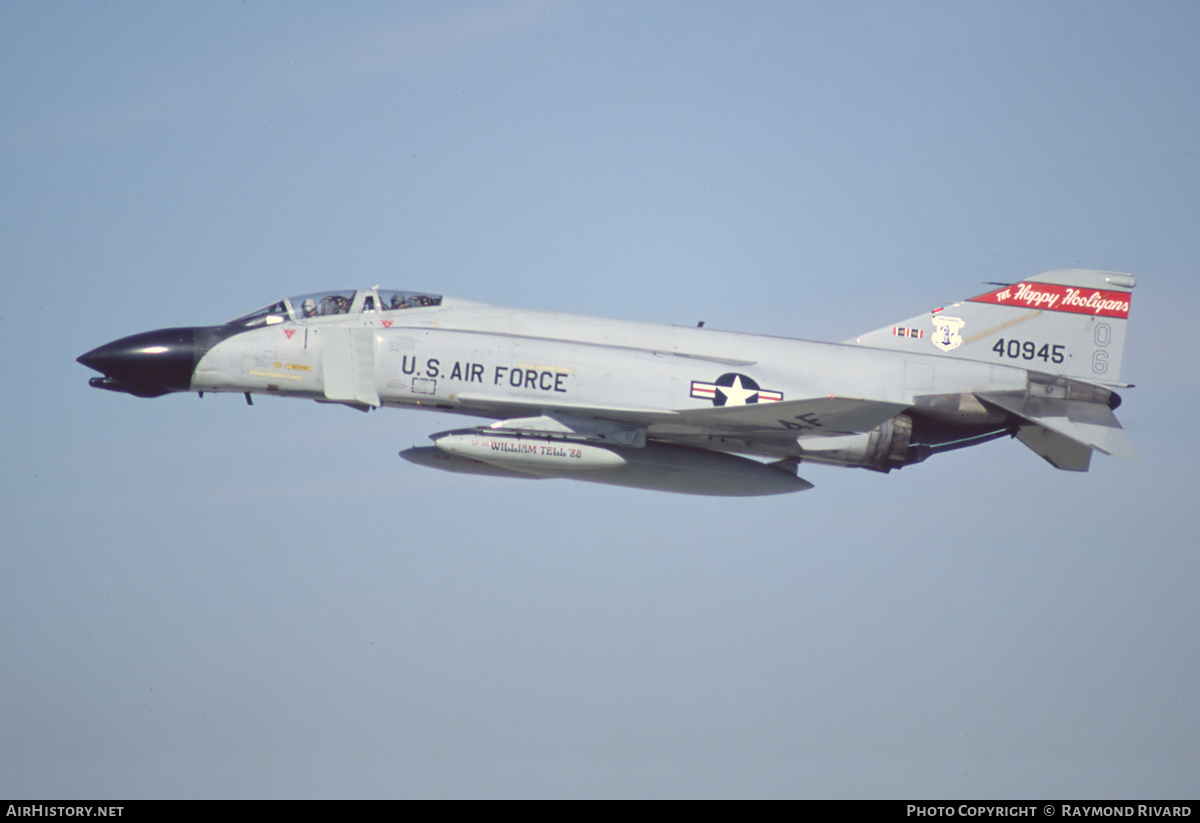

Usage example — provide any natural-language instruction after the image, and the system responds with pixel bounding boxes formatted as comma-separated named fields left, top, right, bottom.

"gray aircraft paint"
left=79, top=270, right=1135, bottom=495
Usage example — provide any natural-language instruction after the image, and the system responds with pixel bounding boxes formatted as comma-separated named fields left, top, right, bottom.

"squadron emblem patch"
left=931, top=315, right=966, bottom=352
left=691, top=373, right=783, bottom=407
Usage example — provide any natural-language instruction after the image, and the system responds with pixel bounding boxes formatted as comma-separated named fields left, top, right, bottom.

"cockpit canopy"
left=227, top=289, right=442, bottom=328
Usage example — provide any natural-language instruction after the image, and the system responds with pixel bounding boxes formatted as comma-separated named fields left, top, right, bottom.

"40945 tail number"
left=992, top=338, right=1065, bottom=364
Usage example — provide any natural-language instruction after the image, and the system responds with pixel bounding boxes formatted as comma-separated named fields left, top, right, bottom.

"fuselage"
left=188, top=292, right=1025, bottom=433
left=76, top=274, right=1137, bottom=493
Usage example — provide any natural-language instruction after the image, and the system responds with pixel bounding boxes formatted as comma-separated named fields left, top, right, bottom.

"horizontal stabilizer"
left=978, top=391, right=1137, bottom=468
left=1015, top=426, right=1093, bottom=471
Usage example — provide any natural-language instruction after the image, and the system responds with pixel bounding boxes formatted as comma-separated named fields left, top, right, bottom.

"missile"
left=399, top=431, right=813, bottom=496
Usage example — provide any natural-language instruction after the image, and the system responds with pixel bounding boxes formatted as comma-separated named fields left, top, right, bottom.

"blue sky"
left=3, top=1, right=1198, bottom=798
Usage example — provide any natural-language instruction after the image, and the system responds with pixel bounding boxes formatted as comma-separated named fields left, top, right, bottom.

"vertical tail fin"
left=848, top=269, right=1135, bottom=384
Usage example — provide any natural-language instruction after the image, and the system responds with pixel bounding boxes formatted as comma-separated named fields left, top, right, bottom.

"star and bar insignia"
left=690, top=373, right=783, bottom=407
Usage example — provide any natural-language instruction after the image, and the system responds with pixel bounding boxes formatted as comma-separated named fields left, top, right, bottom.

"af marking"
left=777, top=412, right=823, bottom=431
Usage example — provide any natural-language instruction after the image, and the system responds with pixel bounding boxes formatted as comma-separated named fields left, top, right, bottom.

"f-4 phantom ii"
left=78, top=270, right=1135, bottom=496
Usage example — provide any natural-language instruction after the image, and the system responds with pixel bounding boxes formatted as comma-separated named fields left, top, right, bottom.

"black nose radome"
left=78, top=327, right=200, bottom=397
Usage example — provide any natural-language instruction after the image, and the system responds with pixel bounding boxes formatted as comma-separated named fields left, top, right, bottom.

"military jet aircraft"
left=77, top=270, right=1135, bottom=496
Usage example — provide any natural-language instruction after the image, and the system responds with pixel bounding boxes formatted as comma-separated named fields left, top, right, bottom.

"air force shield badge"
left=930, top=315, right=965, bottom=352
